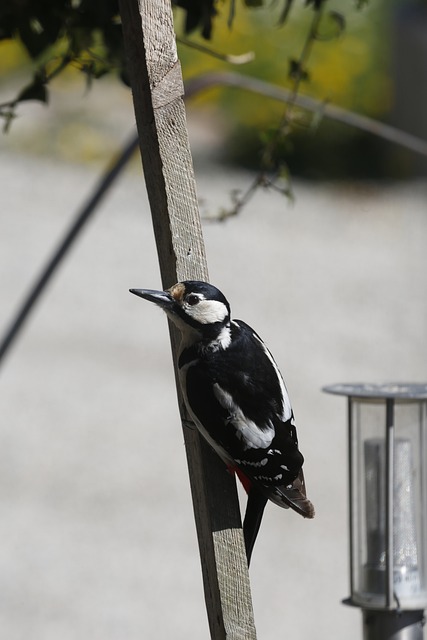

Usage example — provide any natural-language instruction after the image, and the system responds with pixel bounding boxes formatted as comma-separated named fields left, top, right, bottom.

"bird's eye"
left=186, top=294, right=200, bottom=306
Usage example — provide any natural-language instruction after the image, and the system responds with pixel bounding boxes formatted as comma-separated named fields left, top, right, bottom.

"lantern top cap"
left=323, top=382, right=427, bottom=399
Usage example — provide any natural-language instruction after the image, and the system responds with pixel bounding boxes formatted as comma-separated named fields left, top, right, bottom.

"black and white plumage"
left=130, top=280, right=314, bottom=564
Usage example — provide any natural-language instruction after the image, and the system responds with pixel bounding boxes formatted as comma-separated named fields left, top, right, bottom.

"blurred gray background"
left=1, top=81, right=427, bottom=639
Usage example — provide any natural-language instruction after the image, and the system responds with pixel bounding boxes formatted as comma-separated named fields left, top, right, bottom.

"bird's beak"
left=129, top=288, right=174, bottom=310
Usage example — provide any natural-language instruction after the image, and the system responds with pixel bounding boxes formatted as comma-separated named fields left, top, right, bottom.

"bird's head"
left=130, top=280, right=231, bottom=343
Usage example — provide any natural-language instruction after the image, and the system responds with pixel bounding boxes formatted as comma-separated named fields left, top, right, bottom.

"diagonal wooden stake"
left=118, top=1, right=257, bottom=638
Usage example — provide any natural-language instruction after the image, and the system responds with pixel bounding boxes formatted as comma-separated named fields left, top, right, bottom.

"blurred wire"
left=185, top=72, right=427, bottom=159
left=0, top=133, right=139, bottom=366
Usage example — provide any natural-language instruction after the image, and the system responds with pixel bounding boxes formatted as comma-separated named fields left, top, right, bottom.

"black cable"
left=0, top=132, right=139, bottom=366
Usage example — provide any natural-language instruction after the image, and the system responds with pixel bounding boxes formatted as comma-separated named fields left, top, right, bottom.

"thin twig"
left=262, top=3, right=325, bottom=168
left=217, top=3, right=326, bottom=219
left=177, top=37, right=254, bottom=64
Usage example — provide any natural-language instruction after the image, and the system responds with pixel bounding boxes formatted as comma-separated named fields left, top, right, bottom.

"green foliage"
left=0, top=0, right=346, bottom=122
left=2, top=0, right=397, bottom=181
left=176, top=0, right=395, bottom=181
left=0, top=0, right=126, bottom=126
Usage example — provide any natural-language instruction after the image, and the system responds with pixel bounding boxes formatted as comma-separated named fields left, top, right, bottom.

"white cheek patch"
left=213, top=384, right=275, bottom=450
left=187, top=300, right=229, bottom=325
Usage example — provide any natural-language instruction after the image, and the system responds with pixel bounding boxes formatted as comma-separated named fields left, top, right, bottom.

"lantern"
left=324, top=383, right=427, bottom=640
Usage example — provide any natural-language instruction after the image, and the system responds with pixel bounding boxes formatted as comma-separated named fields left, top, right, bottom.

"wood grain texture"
left=119, top=0, right=207, bottom=288
left=119, top=1, right=257, bottom=638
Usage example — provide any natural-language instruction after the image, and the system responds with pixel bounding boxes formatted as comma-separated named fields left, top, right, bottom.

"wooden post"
left=118, top=1, right=257, bottom=638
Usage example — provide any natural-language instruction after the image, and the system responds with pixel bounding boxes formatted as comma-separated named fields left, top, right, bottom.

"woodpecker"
left=130, top=280, right=314, bottom=564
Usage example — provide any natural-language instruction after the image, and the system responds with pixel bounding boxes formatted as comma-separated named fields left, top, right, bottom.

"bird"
left=130, top=280, right=314, bottom=564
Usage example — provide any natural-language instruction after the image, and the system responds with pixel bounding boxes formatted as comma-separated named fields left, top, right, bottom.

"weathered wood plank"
left=118, top=1, right=257, bottom=638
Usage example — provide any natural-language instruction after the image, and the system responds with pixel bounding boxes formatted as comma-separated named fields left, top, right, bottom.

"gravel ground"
left=1, top=108, right=426, bottom=640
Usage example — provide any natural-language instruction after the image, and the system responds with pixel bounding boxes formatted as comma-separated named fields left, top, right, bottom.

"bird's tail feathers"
left=269, top=470, right=315, bottom=519
left=243, top=488, right=268, bottom=566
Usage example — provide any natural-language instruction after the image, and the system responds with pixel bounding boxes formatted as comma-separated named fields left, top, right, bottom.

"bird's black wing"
left=183, top=321, right=302, bottom=482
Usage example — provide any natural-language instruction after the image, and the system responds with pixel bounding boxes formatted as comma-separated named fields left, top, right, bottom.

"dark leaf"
left=2, top=109, right=17, bottom=134
left=172, top=0, right=216, bottom=39
left=17, top=11, right=62, bottom=59
left=18, top=23, right=47, bottom=58
left=328, top=10, right=346, bottom=34
left=16, top=78, right=48, bottom=105
left=0, top=13, right=14, bottom=41
left=306, top=0, right=327, bottom=8
left=244, top=0, right=264, bottom=7
left=278, top=0, right=294, bottom=25
left=289, top=58, right=309, bottom=82
left=314, top=10, right=346, bottom=40
left=227, top=0, right=236, bottom=29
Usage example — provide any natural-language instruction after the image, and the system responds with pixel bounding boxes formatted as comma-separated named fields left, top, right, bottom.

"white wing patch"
left=213, top=383, right=275, bottom=450
left=253, top=334, right=292, bottom=422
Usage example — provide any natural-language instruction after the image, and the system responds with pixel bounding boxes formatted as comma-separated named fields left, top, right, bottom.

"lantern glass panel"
left=350, top=398, right=427, bottom=610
